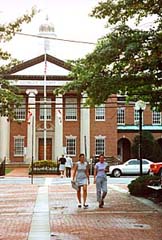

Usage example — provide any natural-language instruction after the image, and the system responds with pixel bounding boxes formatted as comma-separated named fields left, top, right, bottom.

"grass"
left=5, top=168, right=13, bottom=174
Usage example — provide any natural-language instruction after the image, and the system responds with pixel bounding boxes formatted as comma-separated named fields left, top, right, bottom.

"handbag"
left=71, top=180, right=79, bottom=191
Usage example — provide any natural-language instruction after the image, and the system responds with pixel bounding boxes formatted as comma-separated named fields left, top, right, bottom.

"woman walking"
left=72, top=153, right=90, bottom=209
left=94, top=154, right=109, bottom=208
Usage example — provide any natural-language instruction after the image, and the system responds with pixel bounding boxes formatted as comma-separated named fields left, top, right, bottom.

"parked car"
left=108, top=159, right=153, bottom=177
left=149, top=162, right=162, bottom=176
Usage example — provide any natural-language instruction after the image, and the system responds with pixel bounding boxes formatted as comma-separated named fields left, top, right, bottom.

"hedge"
left=29, top=160, right=59, bottom=174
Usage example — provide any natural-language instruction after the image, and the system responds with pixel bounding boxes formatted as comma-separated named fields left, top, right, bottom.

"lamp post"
left=135, top=100, right=146, bottom=176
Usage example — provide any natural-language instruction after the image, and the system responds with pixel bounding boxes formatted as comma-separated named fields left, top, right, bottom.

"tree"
left=0, top=7, right=37, bottom=119
left=131, top=131, right=162, bottom=162
left=55, top=0, right=162, bottom=109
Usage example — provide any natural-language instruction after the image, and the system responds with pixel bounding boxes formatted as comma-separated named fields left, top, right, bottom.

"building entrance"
left=38, top=138, right=52, bottom=160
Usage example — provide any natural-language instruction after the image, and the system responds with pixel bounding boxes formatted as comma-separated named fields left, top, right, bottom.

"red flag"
left=27, top=109, right=32, bottom=123
left=57, top=109, right=62, bottom=124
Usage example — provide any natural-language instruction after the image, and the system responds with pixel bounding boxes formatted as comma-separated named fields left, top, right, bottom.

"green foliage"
left=29, top=160, right=59, bottom=174
left=32, top=160, right=58, bottom=168
left=128, top=175, right=160, bottom=196
left=131, top=131, right=162, bottom=162
left=55, top=1, right=162, bottom=110
left=152, top=141, right=162, bottom=162
left=131, top=131, right=154, bottom=159
left=91, top=0, right=161, bottom=25
left=0, top=7, right=37, bottom=118
left=5, top=168, right=12, bottom=174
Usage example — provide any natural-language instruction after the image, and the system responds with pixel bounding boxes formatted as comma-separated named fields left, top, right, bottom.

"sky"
left=1, top=0, right=108, bottom=62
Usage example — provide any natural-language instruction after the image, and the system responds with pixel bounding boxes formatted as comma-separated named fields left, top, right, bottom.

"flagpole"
left=39, top=15, right=56, bottom=161
left=31, top=115, right=34, bottom=184
left=44, top=50, right=47, bottom=161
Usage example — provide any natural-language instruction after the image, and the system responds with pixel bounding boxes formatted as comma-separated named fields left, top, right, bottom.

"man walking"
left=65, top=155, right=73, bottom=178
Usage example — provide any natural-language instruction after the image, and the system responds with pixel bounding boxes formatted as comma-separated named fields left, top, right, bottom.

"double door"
left=38, top=138, right=52, bottom=160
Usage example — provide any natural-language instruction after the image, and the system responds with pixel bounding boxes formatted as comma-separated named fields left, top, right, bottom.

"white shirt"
left=65, top=156, right=73, bottom=168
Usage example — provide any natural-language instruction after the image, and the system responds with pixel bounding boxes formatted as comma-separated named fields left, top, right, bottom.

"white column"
left=80, top=94, right=90, bottom=160
left=26, top=89, right=38, bottom=163
left=55, top=95, right=63, bottom=159
left=0, top=116, right=10, bottom=162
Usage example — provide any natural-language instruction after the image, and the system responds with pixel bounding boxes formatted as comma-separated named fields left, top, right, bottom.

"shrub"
left=128, top=175, right=160, bottom=197
left=29, top=160, right=59, bottom=174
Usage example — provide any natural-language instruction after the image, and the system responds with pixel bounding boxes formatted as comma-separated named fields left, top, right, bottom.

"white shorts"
left=59, top=164, right=65, bottom=171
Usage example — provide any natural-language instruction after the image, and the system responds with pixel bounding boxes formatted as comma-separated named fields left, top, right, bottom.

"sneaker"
left=78, top=204, right=82, bottom=208
left=83, top=204, right=88, bottom=209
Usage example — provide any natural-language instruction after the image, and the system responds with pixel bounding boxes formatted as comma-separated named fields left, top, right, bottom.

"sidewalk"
left=0, top=169, right=162, bottom=240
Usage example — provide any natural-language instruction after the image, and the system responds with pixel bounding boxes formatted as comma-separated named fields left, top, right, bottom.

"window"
left=15, top=100, right=26, bottom=120
left=95, top=136, right=105, bottom=155
left=95, top=104, right=105, bottom=121
left=65, top=98, right=77, bottom=120
left=152, top=111, right=161, bottom=125
left=134, top=109, right=139, bottom=125
left=134, top=109, right=144, bottom=125
left=14, top=137, right=24, bottom=156
left=40, top=98, right=51, bottom=120
left=128, top=160, right=138, bottom=165
left=66, top=136, right=76, bottom=156
left=117, top=107, right=125, bottom=125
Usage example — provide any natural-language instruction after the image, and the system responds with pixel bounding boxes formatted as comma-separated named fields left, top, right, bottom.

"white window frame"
left=39, top=98, right=51, bottom=121
left=95, top=104, right=105, bottom=121
left=95, top=136, right=105, bottom=156
left=152, top=111, right=161, bottom=125
left=15, top=100, right=26, bottom=121
left=134, top=109, right=144, bottom=125
left=66, top=136, right=76, bottom=156
left=65, top=98, right=77, bottom=121
left=14, top=136, right=24, bottom=156
left=117, top=107, right=125, bottom=125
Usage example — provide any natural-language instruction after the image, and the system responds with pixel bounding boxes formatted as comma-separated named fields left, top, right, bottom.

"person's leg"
left=59, top=165, right=62, bottom=177
left=69, top=168, right=71, bottom=178
left=83, top=185, right=88, bottom=208
left=67, top=167, right=70, bottom=177
left=100, top=178, right=107, bottom=207
left=65, top=168, right=68, bottom=177
left=96, top=177, right=102, bottom=203
left=77, top=187, right=82, bottom=207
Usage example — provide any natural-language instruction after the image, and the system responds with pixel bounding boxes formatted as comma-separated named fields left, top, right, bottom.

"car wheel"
left=112, top=169, right=121, bottom=177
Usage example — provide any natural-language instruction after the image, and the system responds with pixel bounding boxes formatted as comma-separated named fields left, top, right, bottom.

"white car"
left=108, top=159, right=153, bottom=177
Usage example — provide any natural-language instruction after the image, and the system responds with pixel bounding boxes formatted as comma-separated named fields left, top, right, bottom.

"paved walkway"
left=0, top=169, right=161, bottom=240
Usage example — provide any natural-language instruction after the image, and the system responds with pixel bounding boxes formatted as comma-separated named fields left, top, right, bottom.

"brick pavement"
left=49, top=184, right=162, bottom=240
left=0, top=184, right=38, bottom=240
left=0, top=169, right=162, bottom=240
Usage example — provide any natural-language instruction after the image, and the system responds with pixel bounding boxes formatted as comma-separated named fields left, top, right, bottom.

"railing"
left=0, top=158, right=6, bottom=176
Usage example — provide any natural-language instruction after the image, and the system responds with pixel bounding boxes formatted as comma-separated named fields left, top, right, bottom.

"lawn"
left=5, top=168, right=13, bottom=174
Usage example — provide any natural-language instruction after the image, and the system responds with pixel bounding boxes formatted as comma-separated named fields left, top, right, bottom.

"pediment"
left=6, top=54, right=71, bottom=75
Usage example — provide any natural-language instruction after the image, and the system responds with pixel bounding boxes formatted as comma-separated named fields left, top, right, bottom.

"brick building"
left=1, top=53, right=162, bottom=165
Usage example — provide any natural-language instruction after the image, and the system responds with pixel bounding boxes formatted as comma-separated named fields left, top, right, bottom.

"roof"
left=2, top=54, right=72, bottom=87
left=5, top=54, right=71, bottom=74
